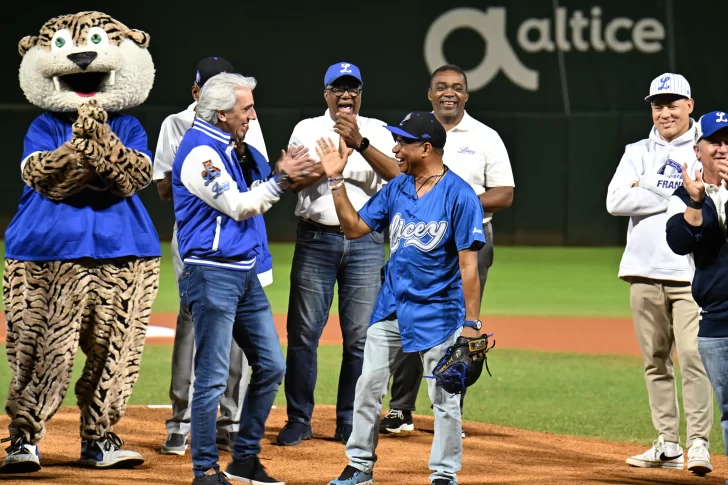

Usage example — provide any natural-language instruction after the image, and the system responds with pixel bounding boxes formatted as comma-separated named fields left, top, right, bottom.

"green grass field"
left=1, top=244, right=723, bottom=453
left=152, top=243, right=632, bottom=317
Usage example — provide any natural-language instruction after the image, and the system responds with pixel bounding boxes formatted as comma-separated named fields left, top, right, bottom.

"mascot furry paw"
left=1, top=11, right=160, bottom=474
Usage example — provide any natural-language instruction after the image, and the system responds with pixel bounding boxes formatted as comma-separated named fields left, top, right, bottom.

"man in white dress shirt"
left=379, top=64, right=515, bottom=437
left=276, top=62, right=400, bottom=446
left=153, top=57, right=269, bottom=455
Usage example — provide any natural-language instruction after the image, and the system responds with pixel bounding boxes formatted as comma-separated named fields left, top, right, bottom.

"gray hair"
left=196, top=73, right=257, bottom=125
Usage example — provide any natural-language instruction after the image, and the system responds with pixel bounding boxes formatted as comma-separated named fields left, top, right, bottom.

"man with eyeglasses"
left=276, top=62, right=399, bottom=447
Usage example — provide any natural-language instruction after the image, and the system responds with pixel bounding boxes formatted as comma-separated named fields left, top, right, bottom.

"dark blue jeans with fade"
left=284, top=221, right=384, bottom=428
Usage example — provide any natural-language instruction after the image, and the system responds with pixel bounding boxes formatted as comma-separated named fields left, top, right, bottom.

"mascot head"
left=18, top=11, right=154, bottom=112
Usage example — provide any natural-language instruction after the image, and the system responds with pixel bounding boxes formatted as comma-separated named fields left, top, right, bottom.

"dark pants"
left=284, top=221, right=384, bottom=426
left=388, top=222, right=493, bottom=412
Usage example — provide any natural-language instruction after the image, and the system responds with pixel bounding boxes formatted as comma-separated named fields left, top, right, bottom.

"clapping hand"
left=315, top=137, right=353, bottom=178
left=275, top=145, right=316, bottom=184
left=681, top=162, right=705, bottom=204
left=333, top=113, right=363, bottom=149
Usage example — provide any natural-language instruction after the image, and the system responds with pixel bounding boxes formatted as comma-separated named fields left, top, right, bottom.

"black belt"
left=301, top=218, right=344, bottom=234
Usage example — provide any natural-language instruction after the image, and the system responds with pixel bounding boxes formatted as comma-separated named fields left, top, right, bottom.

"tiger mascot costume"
left=1, top=12, right=160, bottom=473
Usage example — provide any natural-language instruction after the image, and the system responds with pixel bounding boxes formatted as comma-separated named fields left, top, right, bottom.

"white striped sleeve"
left=180, top=145, right=282, bottom=221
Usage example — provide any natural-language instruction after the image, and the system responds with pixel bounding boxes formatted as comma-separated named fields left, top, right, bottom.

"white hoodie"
left=606, top=120, right=700, bottom=282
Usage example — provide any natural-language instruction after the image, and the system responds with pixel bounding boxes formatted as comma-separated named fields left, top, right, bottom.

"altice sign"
left=424, top=7, right=666, bottom=92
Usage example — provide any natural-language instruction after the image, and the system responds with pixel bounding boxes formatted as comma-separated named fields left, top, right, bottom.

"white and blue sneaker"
left=328, top=465, right=374, bottom=485
left=432, top=480, right=457, bottom=485
left=0, top=433, right=41, bottom=473
left=76, top=432, right=144, bottom=468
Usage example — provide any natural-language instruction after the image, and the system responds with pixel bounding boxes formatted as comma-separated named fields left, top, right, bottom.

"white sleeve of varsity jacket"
left=180, top=145, right=282, bottom=221
left=606, top=148, right=669, bottom=217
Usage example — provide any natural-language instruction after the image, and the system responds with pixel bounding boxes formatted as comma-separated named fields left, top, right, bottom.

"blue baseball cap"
left=324, top=62, right=363, bottom=87
left=385, top=111, right=447, bottom=149
left=695, top=111, right=728, bottom=144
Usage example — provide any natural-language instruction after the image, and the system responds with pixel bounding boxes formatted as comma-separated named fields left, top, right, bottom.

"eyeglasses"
left=326, top=86, right=362, bottom=97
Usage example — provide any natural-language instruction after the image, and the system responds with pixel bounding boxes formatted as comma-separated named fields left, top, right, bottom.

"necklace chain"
left=406, top=166, right=447, bottom=219
left=415, top=166, right=447, bottom=195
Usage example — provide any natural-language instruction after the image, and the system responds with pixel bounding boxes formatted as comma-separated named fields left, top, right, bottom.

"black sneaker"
left=216, top=431, right=238, bottom=452
left=193, top=468, right=232, bottom=484
left=161, top=433, right=188, bottom=455
left=334, top=423, right=353, bottom=444
left=432, top=480, right=456, bottom=485
left=225, top=455, right=284, bottom=484
left=379, top=409, right=414, bottom=434
left=275, top=421, right=312, bottom=446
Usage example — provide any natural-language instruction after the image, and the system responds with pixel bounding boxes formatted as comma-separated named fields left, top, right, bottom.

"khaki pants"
left=629, top=277, right=713, bottom=447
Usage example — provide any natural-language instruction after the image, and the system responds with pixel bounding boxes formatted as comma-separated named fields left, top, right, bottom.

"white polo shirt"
left=442, top=111, right=514, bottom=224
left=152, top=101, right=268, bottom=181
left=289, top=109, right=394, bottom=226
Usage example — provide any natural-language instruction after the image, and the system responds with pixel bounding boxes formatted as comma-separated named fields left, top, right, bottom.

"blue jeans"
left=179, top=264, right=285, bottom=477
left=285, top=221, right=384, bottom=426
left=698, top=336, right=728, bottom=455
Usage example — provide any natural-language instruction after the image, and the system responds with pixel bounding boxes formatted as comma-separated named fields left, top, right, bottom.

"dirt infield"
left=0, top=312, right=644, bottom=354
left=0, top=405, right=724, bottom=484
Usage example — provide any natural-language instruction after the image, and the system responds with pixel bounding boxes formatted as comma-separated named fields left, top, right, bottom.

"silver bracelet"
left=329, top=179, right=345, bottom=191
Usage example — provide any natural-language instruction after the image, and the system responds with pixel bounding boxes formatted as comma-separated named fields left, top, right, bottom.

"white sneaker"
left=626, top=435, right=684, bottom=469
left=76, top=432, right=144, bottom=468
left=687, top=438, right=712, bottom=475
left=0, top=434, right=41, bottom=474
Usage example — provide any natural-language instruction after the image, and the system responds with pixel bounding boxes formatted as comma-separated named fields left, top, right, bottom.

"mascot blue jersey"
left=4, top=112, right=161, bottom=261
left=358, top=169, right=485, bottom=353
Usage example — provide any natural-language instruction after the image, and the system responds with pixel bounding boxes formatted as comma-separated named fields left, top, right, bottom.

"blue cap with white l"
left=324, top=62, right=363, bottom=87
left=695, top=111, right=728, bottom=144
left=645, top=73, right=691, bottom=101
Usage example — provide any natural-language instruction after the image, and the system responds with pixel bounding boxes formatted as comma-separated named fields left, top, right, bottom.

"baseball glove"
left=430, top=334, right=495, bottom=394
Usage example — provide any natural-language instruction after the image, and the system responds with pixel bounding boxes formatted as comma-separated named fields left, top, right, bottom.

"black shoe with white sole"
left=161, top=433, right=188, bottom=455
left=225, top=455, right=285, bottom=484
left=379, top=409, right=414, bottom=434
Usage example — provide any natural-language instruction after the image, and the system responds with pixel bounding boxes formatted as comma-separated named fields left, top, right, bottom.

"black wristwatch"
left=686, top=197, right=704, bottom=209
left=463, top=320, right=482, bottom=331
left=355, top=137, right=370, bottom=153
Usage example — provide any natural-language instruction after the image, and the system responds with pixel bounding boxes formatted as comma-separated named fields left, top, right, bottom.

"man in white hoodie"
left=606, top=73, right=713, bottom=475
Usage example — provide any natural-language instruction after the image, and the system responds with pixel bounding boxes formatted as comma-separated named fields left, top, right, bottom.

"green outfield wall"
left=0, top=0, right=723, bottom=244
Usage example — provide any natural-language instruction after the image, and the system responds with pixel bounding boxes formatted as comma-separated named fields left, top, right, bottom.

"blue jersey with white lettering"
left=5, top=112, right=161, bottom=261
left=358, top=169, right=485, bottom=352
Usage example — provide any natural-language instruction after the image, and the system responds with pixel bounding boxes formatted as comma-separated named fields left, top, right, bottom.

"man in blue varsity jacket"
left=666, top=110, right=728, bottom=469
left=171, top=72, right=312, bottom=485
